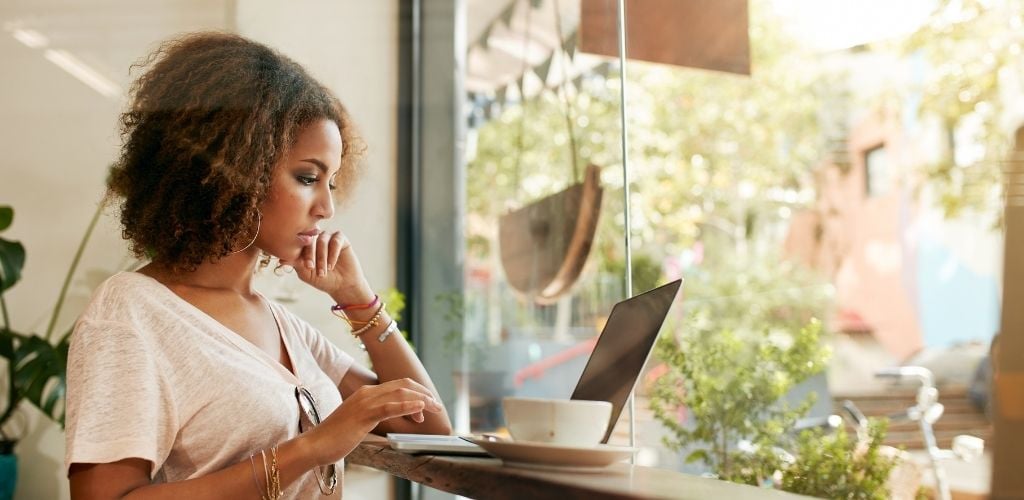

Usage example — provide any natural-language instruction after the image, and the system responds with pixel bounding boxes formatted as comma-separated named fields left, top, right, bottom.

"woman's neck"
left=138, top=251, right=261, bottom=295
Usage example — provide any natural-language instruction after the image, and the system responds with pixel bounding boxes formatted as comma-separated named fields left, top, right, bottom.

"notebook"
left=387, top=279, right=683, bottom=453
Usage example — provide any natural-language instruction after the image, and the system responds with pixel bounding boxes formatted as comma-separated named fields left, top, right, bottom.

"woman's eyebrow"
left=301, top=158, right=328, bottom=173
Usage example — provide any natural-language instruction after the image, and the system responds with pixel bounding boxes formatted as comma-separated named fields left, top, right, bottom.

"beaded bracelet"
left=348, top=301, right=387, bottom=337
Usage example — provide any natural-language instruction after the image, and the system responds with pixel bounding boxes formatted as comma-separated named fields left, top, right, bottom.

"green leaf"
left=0, top=206, right=11, bottom=232
left=13, top=334, right=68, bottom=424
left=0, top=238, right=25, bottom=294
left=0, top=328, right=17, bottom=359
left=685, top=449, right=710, bottom=464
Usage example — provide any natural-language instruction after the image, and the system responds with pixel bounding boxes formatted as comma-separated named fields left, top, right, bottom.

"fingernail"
left=318, top=269, right=326, bottom=277
left=306, top=259, right=314, bottom=269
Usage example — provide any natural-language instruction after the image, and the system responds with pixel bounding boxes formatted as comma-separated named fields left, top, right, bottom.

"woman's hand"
left=280, top=229, right=374, bottom=306
left=302, top=378, right=444, bottom=465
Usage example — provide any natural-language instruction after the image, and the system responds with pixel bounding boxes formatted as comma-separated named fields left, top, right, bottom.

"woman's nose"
left=314, top=188, right=335, bottom=220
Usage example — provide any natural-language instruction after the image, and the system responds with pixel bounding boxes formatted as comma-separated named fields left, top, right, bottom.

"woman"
left=65, top=32, right=451, bottom=499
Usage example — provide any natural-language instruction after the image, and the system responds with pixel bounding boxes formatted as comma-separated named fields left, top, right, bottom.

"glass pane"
left=460, top=0, right=628, bottom=434
left=621, top=0, right=1004, bottom=491
left=457, top=0, right=1008, bottom=492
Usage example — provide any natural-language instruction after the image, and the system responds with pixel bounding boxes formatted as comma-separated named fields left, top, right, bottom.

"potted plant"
left=649, top=256, right=897, bottom=498
left=0, top=204, right=101, bottom=499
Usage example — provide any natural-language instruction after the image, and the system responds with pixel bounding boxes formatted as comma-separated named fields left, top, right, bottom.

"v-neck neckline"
left=128, top=271, right=301, bottom=385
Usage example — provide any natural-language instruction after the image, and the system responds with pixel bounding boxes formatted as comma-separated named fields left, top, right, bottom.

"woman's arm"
left=289, top=230, right=453, bottom=436
left=70, top=437, right=315, bottom=500
left=69, top=379, right=442, bottom=500
left=336, top=307, right=452, bottom=436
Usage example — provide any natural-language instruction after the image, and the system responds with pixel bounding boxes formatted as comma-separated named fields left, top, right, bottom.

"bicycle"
left=733, top=365, right=984, bottom=499
left=868, top=366, right=985, bottom=500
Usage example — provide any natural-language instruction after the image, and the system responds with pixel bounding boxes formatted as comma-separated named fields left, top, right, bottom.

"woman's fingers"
left=291, top=230, right=339, bottom=280
left=312, top=380, right=441, bottom=463
left=376, top=379, right=443, bottom=412
left=379, top=400, right=428, bottom=421
left=348, top=379, right=442, bottom=427
left=297, top=230, right=345, bottom=279
left=299, top=233, right=316, bottom=278
left=316, top=230, right=330, bottom=277
left=326, top=232, right=345, bottom=271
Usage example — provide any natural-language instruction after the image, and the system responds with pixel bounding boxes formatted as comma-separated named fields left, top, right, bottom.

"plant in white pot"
left=0, top=204, right=101, bottom=499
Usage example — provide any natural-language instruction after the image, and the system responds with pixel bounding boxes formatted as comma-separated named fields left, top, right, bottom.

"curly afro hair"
left=107, top=31, right=365, bottom=272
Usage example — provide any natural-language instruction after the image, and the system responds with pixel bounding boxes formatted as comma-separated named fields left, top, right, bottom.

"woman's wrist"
left=281, top=433, right=321, bottom=471
left=290, top=423, right=365, bottom=468
left=329, top=282, right=375, bottom=309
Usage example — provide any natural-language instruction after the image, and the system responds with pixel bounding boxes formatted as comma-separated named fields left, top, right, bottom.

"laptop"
left=388, top=279, right=683, bottom=453
left=570, top=278, right=682, bottom=443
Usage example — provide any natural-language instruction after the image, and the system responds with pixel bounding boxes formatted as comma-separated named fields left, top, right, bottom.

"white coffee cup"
left=502, top=397, right=612, bottom=447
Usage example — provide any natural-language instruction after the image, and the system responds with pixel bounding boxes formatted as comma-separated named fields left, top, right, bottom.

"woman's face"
left=256, top=119, right=343, bottom=262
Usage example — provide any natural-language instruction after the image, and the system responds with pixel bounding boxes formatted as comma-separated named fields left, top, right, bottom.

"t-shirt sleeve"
left=64, top=319, right=178, bottom=479
left=292, top=317, right=355, bottom=385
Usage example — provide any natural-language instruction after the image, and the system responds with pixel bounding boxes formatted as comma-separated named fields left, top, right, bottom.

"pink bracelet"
left=331, top=294, right=380, bottom=312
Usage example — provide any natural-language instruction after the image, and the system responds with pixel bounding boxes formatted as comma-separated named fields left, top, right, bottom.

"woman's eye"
left=297, top=175, right=317, bottom=186
left=328, top=183, right=338, bottom=191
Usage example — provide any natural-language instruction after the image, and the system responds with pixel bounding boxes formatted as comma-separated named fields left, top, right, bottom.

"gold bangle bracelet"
left=350, top=302, right=387, bottom=337
left=260, top=447, right=282, bottom=500
left=249, top=453, right=263, bottom=498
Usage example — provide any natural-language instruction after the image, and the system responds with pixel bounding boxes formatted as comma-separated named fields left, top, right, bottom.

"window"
left=864, top=144, right=890, bottom=197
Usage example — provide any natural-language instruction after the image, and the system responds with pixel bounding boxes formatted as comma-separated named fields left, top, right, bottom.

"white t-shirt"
left=65, top=272, right=354, bottom=499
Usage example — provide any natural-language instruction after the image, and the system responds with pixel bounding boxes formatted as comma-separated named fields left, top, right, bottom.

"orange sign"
left=579, top=0, right=750, bottom=75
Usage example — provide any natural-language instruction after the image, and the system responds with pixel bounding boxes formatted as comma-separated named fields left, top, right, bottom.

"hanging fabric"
left=498, top=0, right=603, bottom=304
left=499, top=164, right=602, bottom=304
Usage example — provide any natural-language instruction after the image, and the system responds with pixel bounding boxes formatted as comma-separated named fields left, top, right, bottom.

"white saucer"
left=466, top=438, right=637, bottom=468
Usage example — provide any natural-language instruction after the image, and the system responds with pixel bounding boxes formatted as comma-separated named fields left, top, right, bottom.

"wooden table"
left=349, top=438, right=812, bottom=499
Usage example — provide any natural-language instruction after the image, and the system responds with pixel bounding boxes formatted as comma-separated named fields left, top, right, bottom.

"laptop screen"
left=570, top=279, right=682, bottom=443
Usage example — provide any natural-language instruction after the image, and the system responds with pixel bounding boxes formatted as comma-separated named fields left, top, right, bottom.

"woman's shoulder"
left=77, top=271, right=172, bottom=324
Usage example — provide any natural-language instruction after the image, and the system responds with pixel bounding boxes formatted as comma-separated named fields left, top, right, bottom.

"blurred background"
left=1, top=0, right=1018, bottom=498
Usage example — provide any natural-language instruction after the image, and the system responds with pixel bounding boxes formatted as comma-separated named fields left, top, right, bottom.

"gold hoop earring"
left=229, top=211, right=261, bottom=255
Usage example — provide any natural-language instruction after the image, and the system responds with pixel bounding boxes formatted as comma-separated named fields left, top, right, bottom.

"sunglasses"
left=295, top=386, right=338, bottom=495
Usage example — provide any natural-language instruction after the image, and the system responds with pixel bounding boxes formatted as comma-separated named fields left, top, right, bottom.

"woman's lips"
left=297, top=229, right=321, bottom=245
